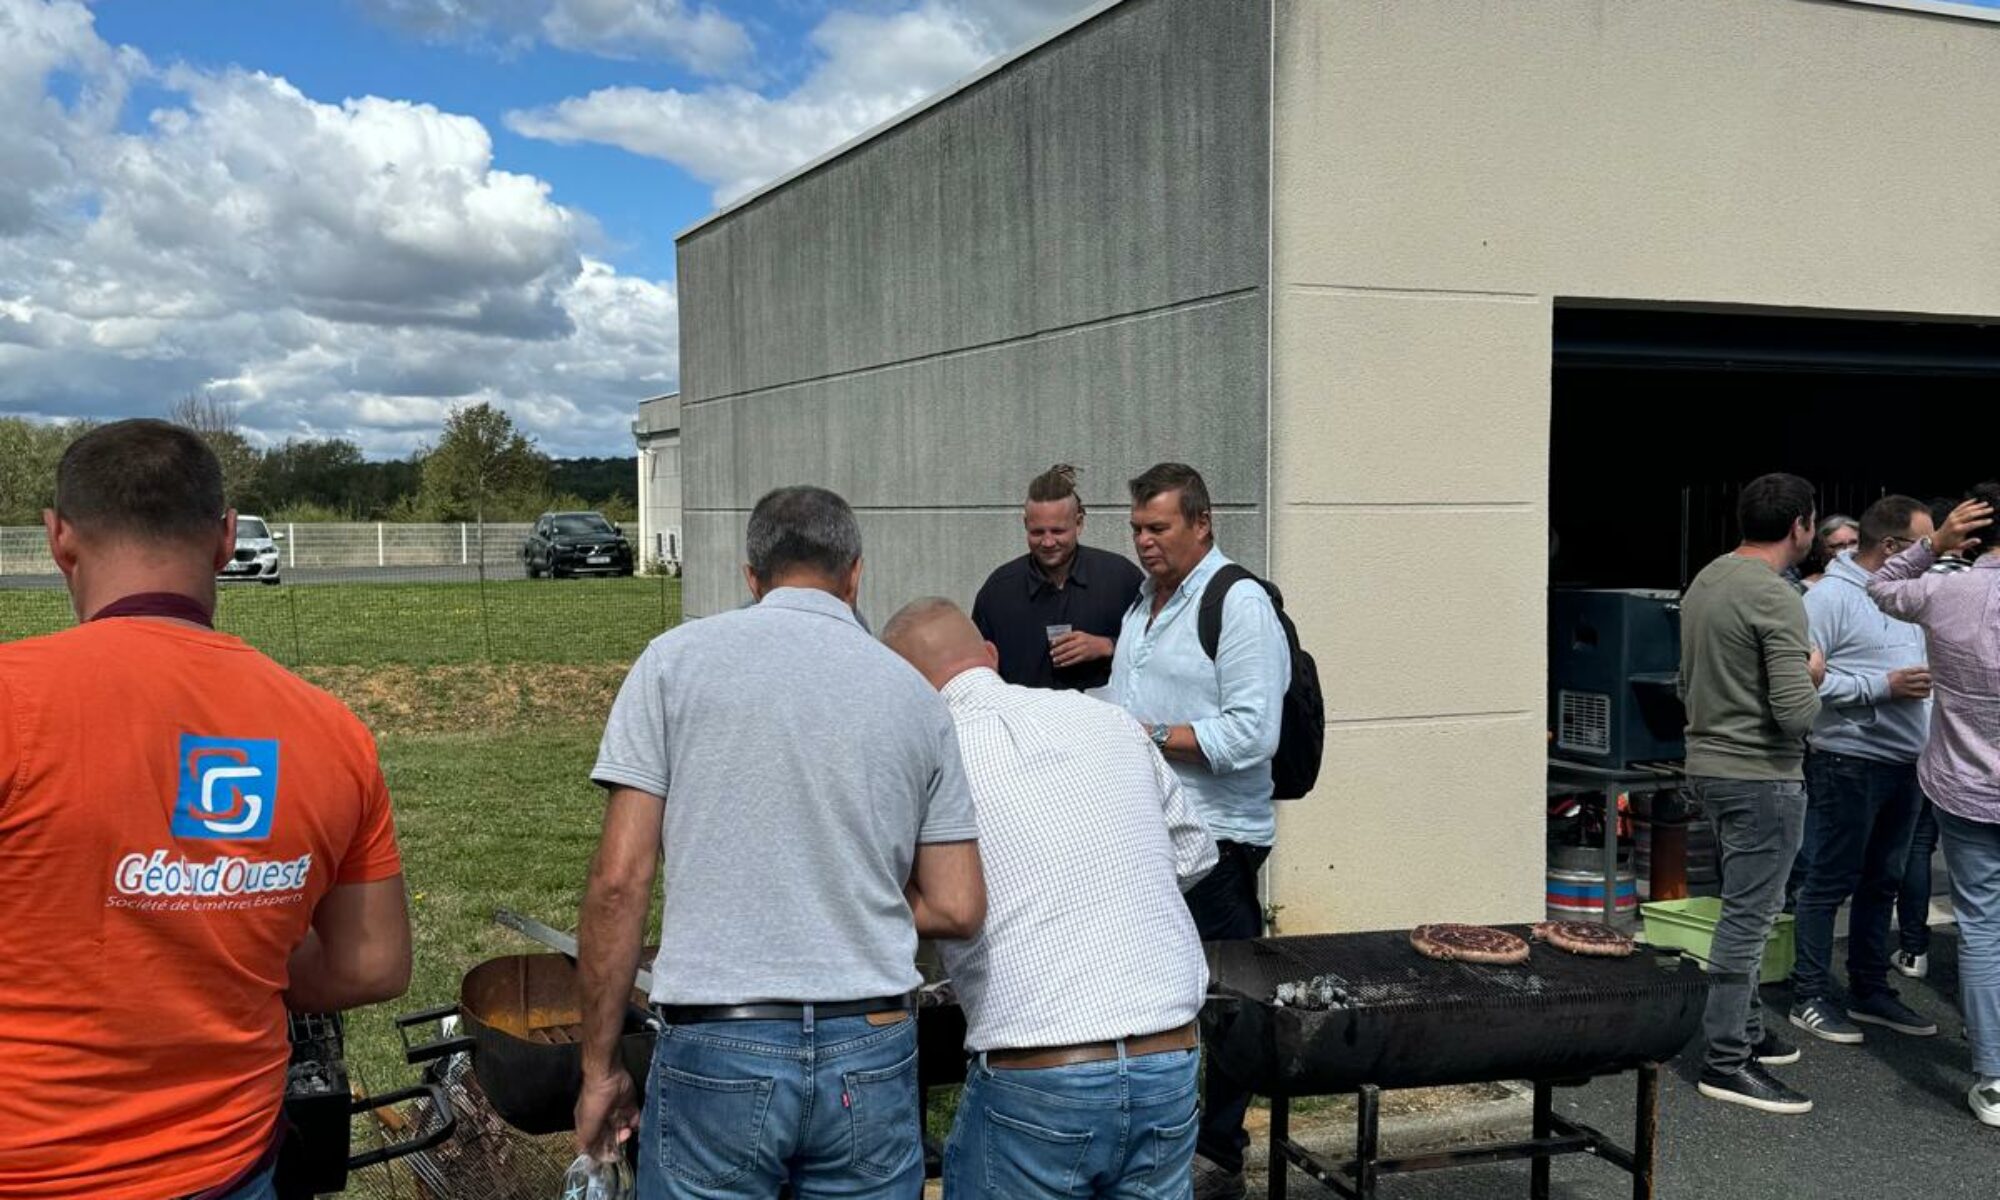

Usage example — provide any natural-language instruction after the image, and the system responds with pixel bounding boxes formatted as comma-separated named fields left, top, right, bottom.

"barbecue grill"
left=1203, top=929, right=1712, bottom=1200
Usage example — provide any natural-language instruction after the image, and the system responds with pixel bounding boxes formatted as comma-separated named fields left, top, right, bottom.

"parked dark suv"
left=522, top=511, right=635, bottom=578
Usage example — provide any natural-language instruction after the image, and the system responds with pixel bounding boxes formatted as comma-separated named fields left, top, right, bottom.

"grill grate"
left=1203, top=930, right=1710, bottom=1095
left=343, top=1053, right=572, bottom=1200
left=1208, top=928, right=1706, bottom=1013
left=1557, top=690, right=1611, bottom=755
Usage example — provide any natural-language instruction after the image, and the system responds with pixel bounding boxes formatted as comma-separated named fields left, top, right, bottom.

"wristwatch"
left=1150, top=723, right=1171, bottom=748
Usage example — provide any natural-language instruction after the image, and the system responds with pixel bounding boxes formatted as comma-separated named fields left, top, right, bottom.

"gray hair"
left=745, top=485, right=862, bottom=585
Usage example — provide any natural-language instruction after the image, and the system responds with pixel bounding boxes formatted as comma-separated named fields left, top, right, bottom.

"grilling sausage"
left=1530, top=920, right=1636, bottom=957
left=1409, top=924, right=1530, bottom=965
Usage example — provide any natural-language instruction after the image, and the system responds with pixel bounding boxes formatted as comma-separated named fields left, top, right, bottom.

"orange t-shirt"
left=0, top=619, right=402, bottom=1200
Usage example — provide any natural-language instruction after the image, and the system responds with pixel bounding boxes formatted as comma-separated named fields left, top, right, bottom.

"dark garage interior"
left=1550, top=306, right=2000, bottom=590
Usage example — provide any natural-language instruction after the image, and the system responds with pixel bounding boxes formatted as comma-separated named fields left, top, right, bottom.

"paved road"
left=1263, top=928, right=1997, bottom=1199
left=0, top=564, right=556, bottom=589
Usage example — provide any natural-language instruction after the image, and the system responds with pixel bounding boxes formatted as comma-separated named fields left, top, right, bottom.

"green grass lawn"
left=0, top=575, right=681, bottom=665
left=342, top=723, right=630, bottom=1091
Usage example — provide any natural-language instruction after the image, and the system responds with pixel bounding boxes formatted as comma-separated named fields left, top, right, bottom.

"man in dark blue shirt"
left=972, top=465, right=1143, bottom=691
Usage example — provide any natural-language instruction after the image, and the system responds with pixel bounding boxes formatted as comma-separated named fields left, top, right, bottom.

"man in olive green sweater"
left=1681, top=472, right=1827, bottom=1115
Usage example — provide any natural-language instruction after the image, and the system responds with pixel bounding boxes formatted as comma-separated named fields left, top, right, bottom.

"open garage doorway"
left=1545, top=305, right=2000, bottom=914
left=1550, top=305, right=2000, bottom=591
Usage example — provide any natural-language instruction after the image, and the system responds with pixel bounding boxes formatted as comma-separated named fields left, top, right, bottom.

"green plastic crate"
left=1640, top=897, right=1796, bottom=984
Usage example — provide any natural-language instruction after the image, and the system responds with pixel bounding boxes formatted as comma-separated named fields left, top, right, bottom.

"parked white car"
left=219, top=515, right=283, bottom=585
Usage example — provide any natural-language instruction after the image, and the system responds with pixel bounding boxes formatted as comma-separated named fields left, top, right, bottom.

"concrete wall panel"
left=1273, top=291, right=1550, bottom=506
left=1273, top=715, right=1545, bottom=933
left=676, top=0, right=1273, bottom=620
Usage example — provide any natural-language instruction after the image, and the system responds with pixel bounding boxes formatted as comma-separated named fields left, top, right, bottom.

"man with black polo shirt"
left=972, top=464, right=1144, bottom=691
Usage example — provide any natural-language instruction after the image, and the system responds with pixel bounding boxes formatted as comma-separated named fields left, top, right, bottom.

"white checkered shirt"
left=937, top=668, right=1217, bottom=1052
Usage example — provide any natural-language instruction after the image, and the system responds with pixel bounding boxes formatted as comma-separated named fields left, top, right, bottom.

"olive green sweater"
left=1679, top=554, right=1822, bottom=780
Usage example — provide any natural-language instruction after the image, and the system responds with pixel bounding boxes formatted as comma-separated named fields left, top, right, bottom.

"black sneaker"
left=1790, top=998, right=1864, bottom=1044
left=1848, top=990, right=1939, bottom=1037
left=1754, top=1029, right=1801, bottom=1066
left=1192, top=1154, right=1247, bottom=1200
left=1697, top=1062, right=1814, bottom=1115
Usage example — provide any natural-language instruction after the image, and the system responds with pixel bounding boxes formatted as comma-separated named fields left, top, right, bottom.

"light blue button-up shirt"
left=1104, top=546, right=1291, bottom=846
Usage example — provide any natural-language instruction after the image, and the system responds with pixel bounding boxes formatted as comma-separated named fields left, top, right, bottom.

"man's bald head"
left=882, top=597, right=996, bottom=690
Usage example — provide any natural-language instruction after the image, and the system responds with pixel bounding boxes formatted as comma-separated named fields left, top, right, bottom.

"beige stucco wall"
left=1269, top=0, right=2000, bottom=931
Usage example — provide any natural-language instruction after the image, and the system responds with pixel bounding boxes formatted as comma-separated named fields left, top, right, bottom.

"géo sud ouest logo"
left=113, top=734, right=312, bottom=903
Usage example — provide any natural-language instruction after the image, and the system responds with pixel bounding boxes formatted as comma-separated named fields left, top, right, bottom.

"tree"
left=168, top=392, right=264, bottom=510
left=259, top=437, right=367, bottom=515
left=416, top=403, right=550, bottom=525
left=0, top=417, right=93, bottom=524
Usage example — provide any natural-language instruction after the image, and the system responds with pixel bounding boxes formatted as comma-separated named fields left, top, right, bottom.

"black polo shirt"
left=970, top=544, right=1145, bottom=690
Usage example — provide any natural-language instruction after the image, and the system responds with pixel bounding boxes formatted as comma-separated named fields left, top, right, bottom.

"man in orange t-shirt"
left=0, top=420, right=411, bottom=1200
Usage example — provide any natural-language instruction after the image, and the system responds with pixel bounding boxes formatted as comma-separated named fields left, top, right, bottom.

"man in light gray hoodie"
left=1791, top=494, right=1940, bottom=1047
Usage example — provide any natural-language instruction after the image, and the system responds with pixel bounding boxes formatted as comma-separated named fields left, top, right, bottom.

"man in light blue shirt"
left=1105, top=462, right=1288, bottom=1200
left=1791, top=494, right=1939, bottom=1048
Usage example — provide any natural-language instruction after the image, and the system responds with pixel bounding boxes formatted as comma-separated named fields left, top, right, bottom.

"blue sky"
left=16, top=0, right=1990, bottom=458
left=0, top=0, right=1092, bottom=456
left=88, top=0, right=757, bottom=282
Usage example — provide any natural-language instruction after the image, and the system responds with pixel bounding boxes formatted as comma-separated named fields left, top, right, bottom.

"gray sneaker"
left=1192, top=1154, right=1247, bottom=1200
left=1848, top=991, right=1939, bottom=1037
left=1790, top=998, right=1864, bottom=1044
left=1892, top=949, right=1929, bottom=979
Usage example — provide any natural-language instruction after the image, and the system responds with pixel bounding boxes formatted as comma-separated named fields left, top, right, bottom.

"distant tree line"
left=0, top=397, right=638, bottom=526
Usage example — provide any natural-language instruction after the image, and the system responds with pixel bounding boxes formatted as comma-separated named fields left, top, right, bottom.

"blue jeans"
left=1898, top=800, right=1941, bottom=956
left=1937, top=809, right=2000, bottom=1079
left=1794, top=752, right=1923, bottom=1002
left=944, top=1047, right=1200, bottom=1199
left=638, top=1011, right=923, bottom=1200
left=1692, top=777, right=1807, bottom=1074
left=214, top=1165, right=275, bottom=1200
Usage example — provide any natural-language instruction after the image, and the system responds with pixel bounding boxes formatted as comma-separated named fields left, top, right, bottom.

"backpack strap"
left=1198, top=564, right=1260, bottom=661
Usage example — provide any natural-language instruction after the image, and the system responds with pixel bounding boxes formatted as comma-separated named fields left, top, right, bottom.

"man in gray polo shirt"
left=572, top=485, right=985, bottom=1199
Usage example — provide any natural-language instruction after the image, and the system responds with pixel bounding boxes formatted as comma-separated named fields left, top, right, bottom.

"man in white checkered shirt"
left=884, top=597, right=1217, bottom=1199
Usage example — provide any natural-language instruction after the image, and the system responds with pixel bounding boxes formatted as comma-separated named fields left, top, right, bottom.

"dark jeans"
left=1899, top=799, right=1941, bottom=956
left=1183, top=839, right=1268, bottom=1175
left=1794, top=752, right=1924, bottom=1003
left=1692, top=777, right=1807, bottom=1074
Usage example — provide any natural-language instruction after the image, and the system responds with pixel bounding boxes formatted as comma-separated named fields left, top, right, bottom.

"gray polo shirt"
left=593, top=587, right=979, bottom=1005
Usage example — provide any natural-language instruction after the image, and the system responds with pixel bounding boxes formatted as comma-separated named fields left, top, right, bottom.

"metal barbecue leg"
left=1530, top=1080, right=1553, bottom=1200
left=1355, top=1084, right=1381, bottom=1200
left=1270, top=1093, right=1289, bottom=1200
left=1601, top=783, right=1620, bottom=923
left=1633, top=1063, right=1660, bottom=1200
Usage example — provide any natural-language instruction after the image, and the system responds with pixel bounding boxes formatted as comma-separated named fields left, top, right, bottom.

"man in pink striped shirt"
left=1867, top=487, right=2000, bottom=1128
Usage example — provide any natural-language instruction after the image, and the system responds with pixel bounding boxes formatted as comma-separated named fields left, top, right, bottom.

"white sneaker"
left=1892, top=949, right=1929, bottom=979
left=1973, top=1079, right=2000, bottom=1128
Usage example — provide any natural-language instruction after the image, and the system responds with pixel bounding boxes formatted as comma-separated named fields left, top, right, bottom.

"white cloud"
left=505, top=0, right=1096, bottom=205
left=0, top=0, right=677, bottom=457
left=354, top=0, right=753, bottom=75
left=950, top=0, right=1101, bottom=50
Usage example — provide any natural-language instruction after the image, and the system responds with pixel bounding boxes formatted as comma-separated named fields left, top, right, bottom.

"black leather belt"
left=653, top=994, right=914, bottom=1024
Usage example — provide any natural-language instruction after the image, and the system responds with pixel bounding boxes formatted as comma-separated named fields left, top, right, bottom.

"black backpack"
left=1197, top=564, right=1325, bottom=801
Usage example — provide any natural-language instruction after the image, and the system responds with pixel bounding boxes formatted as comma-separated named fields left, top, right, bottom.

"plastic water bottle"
left=558, top=1153, right=633, bottom=1200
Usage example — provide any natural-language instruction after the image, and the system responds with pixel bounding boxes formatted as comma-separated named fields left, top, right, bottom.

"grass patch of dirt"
left=301, top=662, right=627, bottom=735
